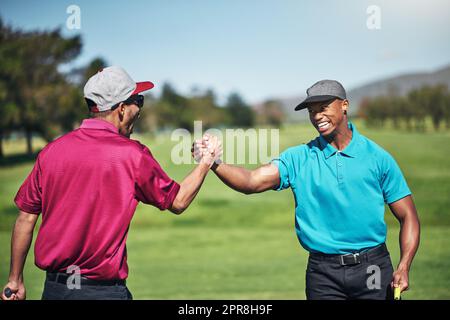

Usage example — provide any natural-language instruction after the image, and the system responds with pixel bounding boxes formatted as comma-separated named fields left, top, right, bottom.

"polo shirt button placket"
left=336, top=151, right=344, bottom=184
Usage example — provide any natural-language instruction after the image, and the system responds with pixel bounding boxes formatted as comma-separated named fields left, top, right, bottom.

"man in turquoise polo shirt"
left=194, top=80, right=420, bottom=300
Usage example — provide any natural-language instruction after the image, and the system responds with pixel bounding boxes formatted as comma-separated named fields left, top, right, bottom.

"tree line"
left=137, top=86, right=285, bottom=134
left=359, top=84, right=450, bottom=131
left=0, top=19, right=285, bottom=158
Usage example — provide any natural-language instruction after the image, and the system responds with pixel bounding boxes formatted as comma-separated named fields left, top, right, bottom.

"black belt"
left=309, top=243, right=388, bottom=266
left=46, top=272, right=126, bottom=287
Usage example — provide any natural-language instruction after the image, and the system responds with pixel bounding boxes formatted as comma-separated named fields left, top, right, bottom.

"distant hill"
left=258, top=64, right=450, bottom=122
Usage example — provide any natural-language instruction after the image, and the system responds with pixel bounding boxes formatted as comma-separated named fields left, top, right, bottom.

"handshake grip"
left=192, top=134, right=223, bottom=167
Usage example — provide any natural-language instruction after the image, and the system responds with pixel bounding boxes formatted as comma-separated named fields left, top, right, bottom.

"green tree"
left=429, top=85, right=448, bottom=131
left=361, top=97, right=389, bottom=128
left=257, top=100, right=285, bottom=127
left=225, top=92, right=254, bottom=128
left=159, top=83, right=194, bottom=130
left=0, top=18, right=22, bottom=157
left=0, top=18, right=82, bottom=155
left=408, top=87, right=429, bottom=132
left=186, top=89, right=226, bottom=130
left=444, top=91, right=450, bottom=129
left=397, top=96, right=414, bottom=131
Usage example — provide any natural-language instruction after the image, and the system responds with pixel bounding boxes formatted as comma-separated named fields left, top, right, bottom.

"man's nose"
left=313, top=112, right=323, bottom=122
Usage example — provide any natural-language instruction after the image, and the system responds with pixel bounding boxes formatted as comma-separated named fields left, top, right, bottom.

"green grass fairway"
left=1, top=120, right=449, bottom=299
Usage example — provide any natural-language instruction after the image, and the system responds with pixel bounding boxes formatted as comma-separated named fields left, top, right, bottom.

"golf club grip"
left=394, top=287, right=401, bottom=300
left=4, top=287, right=13, bottom=298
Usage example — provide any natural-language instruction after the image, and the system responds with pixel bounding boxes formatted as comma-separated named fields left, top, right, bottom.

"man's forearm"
left=171, top=163, right=210, bottom=213
left=398, top=215, right=420, bottom=271
left=9, top=213, right=36, bottom=282
left=212, top=162, right=254, bottom=194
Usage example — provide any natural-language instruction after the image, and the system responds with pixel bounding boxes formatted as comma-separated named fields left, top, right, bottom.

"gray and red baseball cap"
left=84, top=66, right=154, bottom=112
left=295, top=80, right=346, bottom=111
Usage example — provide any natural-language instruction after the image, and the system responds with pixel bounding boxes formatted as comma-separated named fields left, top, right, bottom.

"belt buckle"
left=340, top=253, right=361, bottom=266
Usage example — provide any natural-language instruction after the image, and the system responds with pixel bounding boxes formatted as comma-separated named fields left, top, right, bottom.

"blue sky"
left=1, top=0, right=450, bottom=104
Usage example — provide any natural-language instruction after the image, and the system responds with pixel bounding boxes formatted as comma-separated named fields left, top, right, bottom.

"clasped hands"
left=191, top=134, right=223, bottom=167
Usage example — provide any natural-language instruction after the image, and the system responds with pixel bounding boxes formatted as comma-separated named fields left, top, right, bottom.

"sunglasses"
left=123, top=94, right=144, bottom=108
left=111, top=94, right=144, bottom=110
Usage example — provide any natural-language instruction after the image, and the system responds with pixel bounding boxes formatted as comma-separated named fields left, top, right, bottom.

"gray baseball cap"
left=295, top=80, right=346, bottom=111
left=84, top=66, right=154, bottom=112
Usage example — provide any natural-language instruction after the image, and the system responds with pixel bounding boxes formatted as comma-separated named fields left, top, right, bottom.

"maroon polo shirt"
left=14, top=118, right=180, bottom=280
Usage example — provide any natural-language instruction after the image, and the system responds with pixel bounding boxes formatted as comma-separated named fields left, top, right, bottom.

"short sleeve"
left=14, top=156, right=42, bottom=214
left=380, top=152, right=411, bottom=204
left=271, top=150, right=295, bottom=191
left=135, top=147, right=180, bottom=210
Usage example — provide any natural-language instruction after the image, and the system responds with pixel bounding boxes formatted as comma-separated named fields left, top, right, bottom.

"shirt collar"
left=319, top=122, right=361, bottom=159
left=80, top=118, right=119, bottom=134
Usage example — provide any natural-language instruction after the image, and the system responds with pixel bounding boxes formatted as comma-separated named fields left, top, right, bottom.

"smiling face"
left=307, top=98, right=349, bottom=137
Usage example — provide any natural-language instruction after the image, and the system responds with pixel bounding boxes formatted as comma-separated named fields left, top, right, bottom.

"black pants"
left=41, top=273, right=133, bottom=300
left=306, top=244, right=395, bottom=300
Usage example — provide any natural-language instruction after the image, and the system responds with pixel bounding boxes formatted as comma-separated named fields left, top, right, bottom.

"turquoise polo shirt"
left=273, top=122, right=411, bottom=254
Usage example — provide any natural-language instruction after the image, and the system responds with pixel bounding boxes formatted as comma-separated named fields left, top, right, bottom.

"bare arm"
left=1, top=210, right=39, bottom=300
left=169, top=163, right=210, bottom=214
left=191, top=135, right=280, bottom=194
left=388, top=195, right=420, bottom=292
left=211, top=162, right=280, bottom=194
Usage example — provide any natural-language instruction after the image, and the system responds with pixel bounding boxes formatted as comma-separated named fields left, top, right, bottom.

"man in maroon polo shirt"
left=1, top=66, right=222, bottom=300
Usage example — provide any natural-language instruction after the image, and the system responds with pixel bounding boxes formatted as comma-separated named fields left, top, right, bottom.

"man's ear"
left=119, top=103, right=126, bottom=119
left=342, top=99, right=349, bottom=114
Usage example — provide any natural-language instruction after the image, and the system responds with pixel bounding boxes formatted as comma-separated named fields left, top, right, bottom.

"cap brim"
left=132, top=81, right=155, bottom=95
left=294, top=95, right=338, bottom=111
